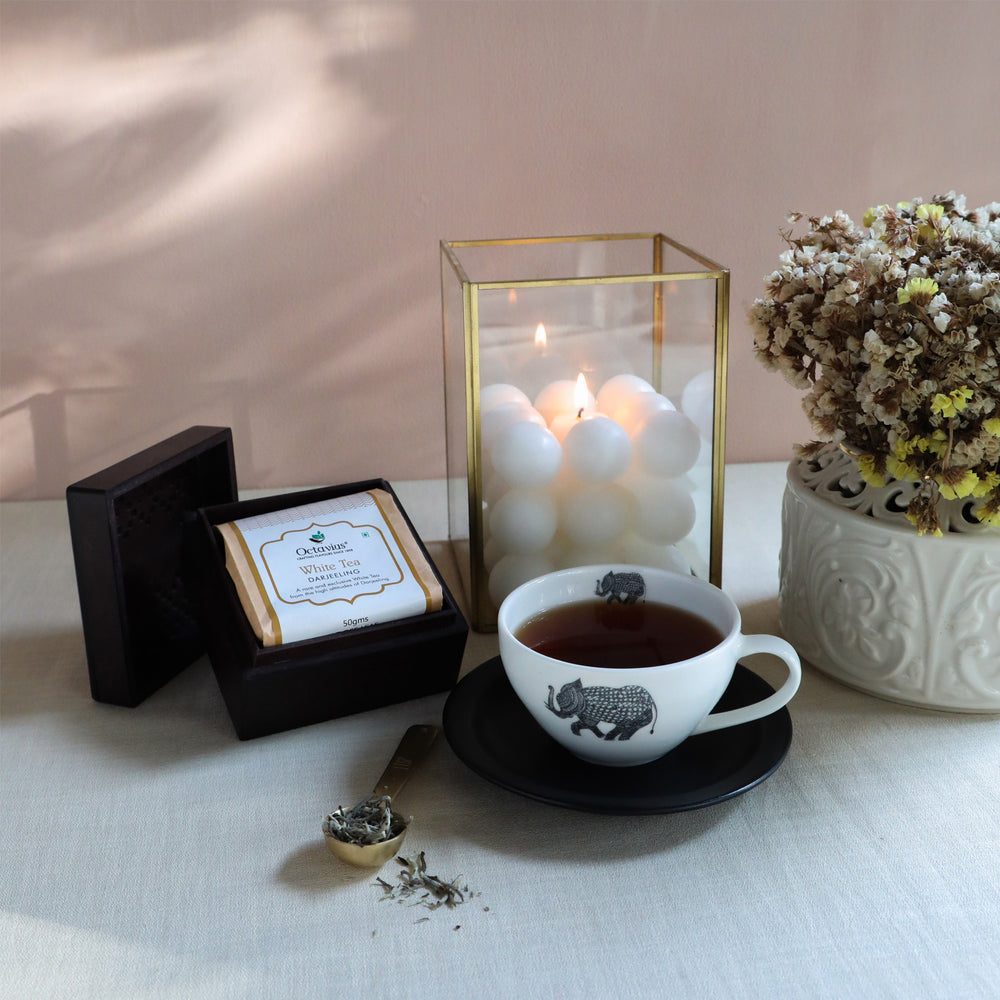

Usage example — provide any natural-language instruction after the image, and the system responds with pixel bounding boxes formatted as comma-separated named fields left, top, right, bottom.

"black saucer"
left=443, top=657, right=792, bottom=815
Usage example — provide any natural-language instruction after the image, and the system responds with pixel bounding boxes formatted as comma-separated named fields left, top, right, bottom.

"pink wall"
left=3, top=0, right=998, bottom=499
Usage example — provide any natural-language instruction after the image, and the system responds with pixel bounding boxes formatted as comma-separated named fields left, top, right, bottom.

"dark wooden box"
left=67, top=428, right=469, bottom=738
left=66, top=426, right=238, bottom=706
left=193, top=482, right=469, bottom=739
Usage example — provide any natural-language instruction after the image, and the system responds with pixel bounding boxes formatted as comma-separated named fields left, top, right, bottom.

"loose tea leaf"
left=322, top=795, right=406, bottom=846
left=374, top=851, right=480, bottom=914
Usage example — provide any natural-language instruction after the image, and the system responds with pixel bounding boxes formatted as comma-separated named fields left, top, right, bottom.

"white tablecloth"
left=2, top=463, right=998, bottom=1000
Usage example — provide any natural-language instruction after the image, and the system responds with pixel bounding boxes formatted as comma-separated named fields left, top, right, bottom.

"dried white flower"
left=749, top=193, right=1000, bottom=533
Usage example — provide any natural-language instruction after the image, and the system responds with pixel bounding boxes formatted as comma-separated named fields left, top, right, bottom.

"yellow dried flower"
left=897, top=277, right=940, bottom=305
left=915, top=202, right=948, bottom=240
left=922, top=432, right=948, bottom=457
left=972, top=472, right=1000, bottom=498
left=886, top=454, right=918, bottom=481
left=863, top=205, right=887, bottom=227
left=897, top=435, right=948, bottom=458
left=973, top=496, right=1000, bottom=527
left=856, top=454, right=886, bottom=487
left=983, top=417, right=1000, bottom=438
left=936, top=469, right=979, bottom=500
left=930, top=393, right=954, bottom=416
left=904, top=507, right=943, bottom=537
left=930, top=386, right=973, bottom=418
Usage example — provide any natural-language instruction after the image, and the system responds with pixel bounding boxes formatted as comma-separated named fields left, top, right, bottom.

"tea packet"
left=216, top=489, right=442, bottom=645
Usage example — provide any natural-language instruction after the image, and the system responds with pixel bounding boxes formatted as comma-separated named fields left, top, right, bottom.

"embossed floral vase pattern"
left=780, top=448, right=1000, bottom=712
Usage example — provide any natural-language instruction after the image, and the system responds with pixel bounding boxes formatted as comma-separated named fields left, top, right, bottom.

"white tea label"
left=266, top=522, right=402, bottom=605
left=216, top=490, right=442, bottom=645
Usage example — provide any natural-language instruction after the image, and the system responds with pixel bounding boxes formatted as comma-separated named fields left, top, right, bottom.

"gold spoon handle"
left=372, top=724, right=438, bottom=801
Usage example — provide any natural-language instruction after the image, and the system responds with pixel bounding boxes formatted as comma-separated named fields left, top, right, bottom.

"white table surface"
left=2, top=462, right=998, bottom=1000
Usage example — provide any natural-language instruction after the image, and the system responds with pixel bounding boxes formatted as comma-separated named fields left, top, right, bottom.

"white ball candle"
left=548, top=373, right=599, bottom=441
left=612, top=391, right=675, bottom=437
left=488, top=553, right=555, bottom=608
left=562, top=415, right=633, bottom=483
left=553, top=543, right=625, bottom=570
left=483, top=534, right=504, bottom=573
left=481, top=464, right=509, bottom=509
left=680, top=369, right=716, bottom=441
left=534, top=379, right=595, bottom=428
left=596, top=374, right=654, bottom=416
left=481, top=401, right=545, bottom=452
left=625, top=474, right=697, bottom=545
left=481, top=383, right=532, bottom=415
left=488, top=489, right=558, bottom=555
left=634, top=409, right=702, bottom=478
left=490, top=420, right=563, bottom=489
left=620, top=533, right=692, bottom=575
left=559, top=483, right=633, bottom=547
left=549, top=410, right=578, bottom=443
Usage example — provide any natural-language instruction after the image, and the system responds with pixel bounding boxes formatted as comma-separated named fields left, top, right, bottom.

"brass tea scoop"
left=322, top=724, right=438, bottom=868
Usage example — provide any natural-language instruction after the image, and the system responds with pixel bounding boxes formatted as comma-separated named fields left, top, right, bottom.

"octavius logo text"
left=296, top=540, right=349, bottom=556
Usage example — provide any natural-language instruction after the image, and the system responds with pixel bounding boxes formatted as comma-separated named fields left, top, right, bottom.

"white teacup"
left=498, top=565, right=801, bottom=767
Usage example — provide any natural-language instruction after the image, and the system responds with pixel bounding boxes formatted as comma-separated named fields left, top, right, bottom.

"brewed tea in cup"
left=498, top=565, right=801, bottom=767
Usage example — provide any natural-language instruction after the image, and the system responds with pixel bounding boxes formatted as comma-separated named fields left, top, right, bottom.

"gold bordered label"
left=217, top=490, right=442, bottom=645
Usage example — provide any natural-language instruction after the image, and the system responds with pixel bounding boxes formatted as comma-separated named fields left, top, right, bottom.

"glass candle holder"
left=441, top=233, right=729, bottom=630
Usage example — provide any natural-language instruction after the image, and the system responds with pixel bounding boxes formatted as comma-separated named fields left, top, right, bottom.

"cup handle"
left=691, top=635, right=801, bottom=735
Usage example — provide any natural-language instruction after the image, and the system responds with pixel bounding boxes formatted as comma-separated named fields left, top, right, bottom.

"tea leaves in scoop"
left=322, top=795, right=406, bottom=845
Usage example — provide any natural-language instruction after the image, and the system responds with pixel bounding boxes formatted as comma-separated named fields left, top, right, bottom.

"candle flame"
left=534, top=323, right=547, bottom=349
left=573, top=373, right=589, bottom=416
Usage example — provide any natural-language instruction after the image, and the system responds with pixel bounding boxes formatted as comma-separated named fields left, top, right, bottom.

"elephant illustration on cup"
left=595, top=570, right=645, bottom=604
left=545, top=678, right=657, bottom=740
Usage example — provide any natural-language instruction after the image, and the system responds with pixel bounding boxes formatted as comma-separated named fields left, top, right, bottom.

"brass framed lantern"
left=441, top=234, right=729, bottom=631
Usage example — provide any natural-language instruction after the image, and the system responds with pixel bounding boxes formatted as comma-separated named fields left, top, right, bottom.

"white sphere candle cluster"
left=481, top=372, right=703, bottom=607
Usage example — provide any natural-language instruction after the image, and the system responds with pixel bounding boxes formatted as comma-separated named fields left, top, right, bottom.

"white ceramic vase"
left=779, top=447, right=1000, bottom=712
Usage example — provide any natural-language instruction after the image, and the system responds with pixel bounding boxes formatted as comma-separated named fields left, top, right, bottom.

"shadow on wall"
left=0, top=385, right=254, bottom=495
left=0, top=2, right=443, bottom=498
